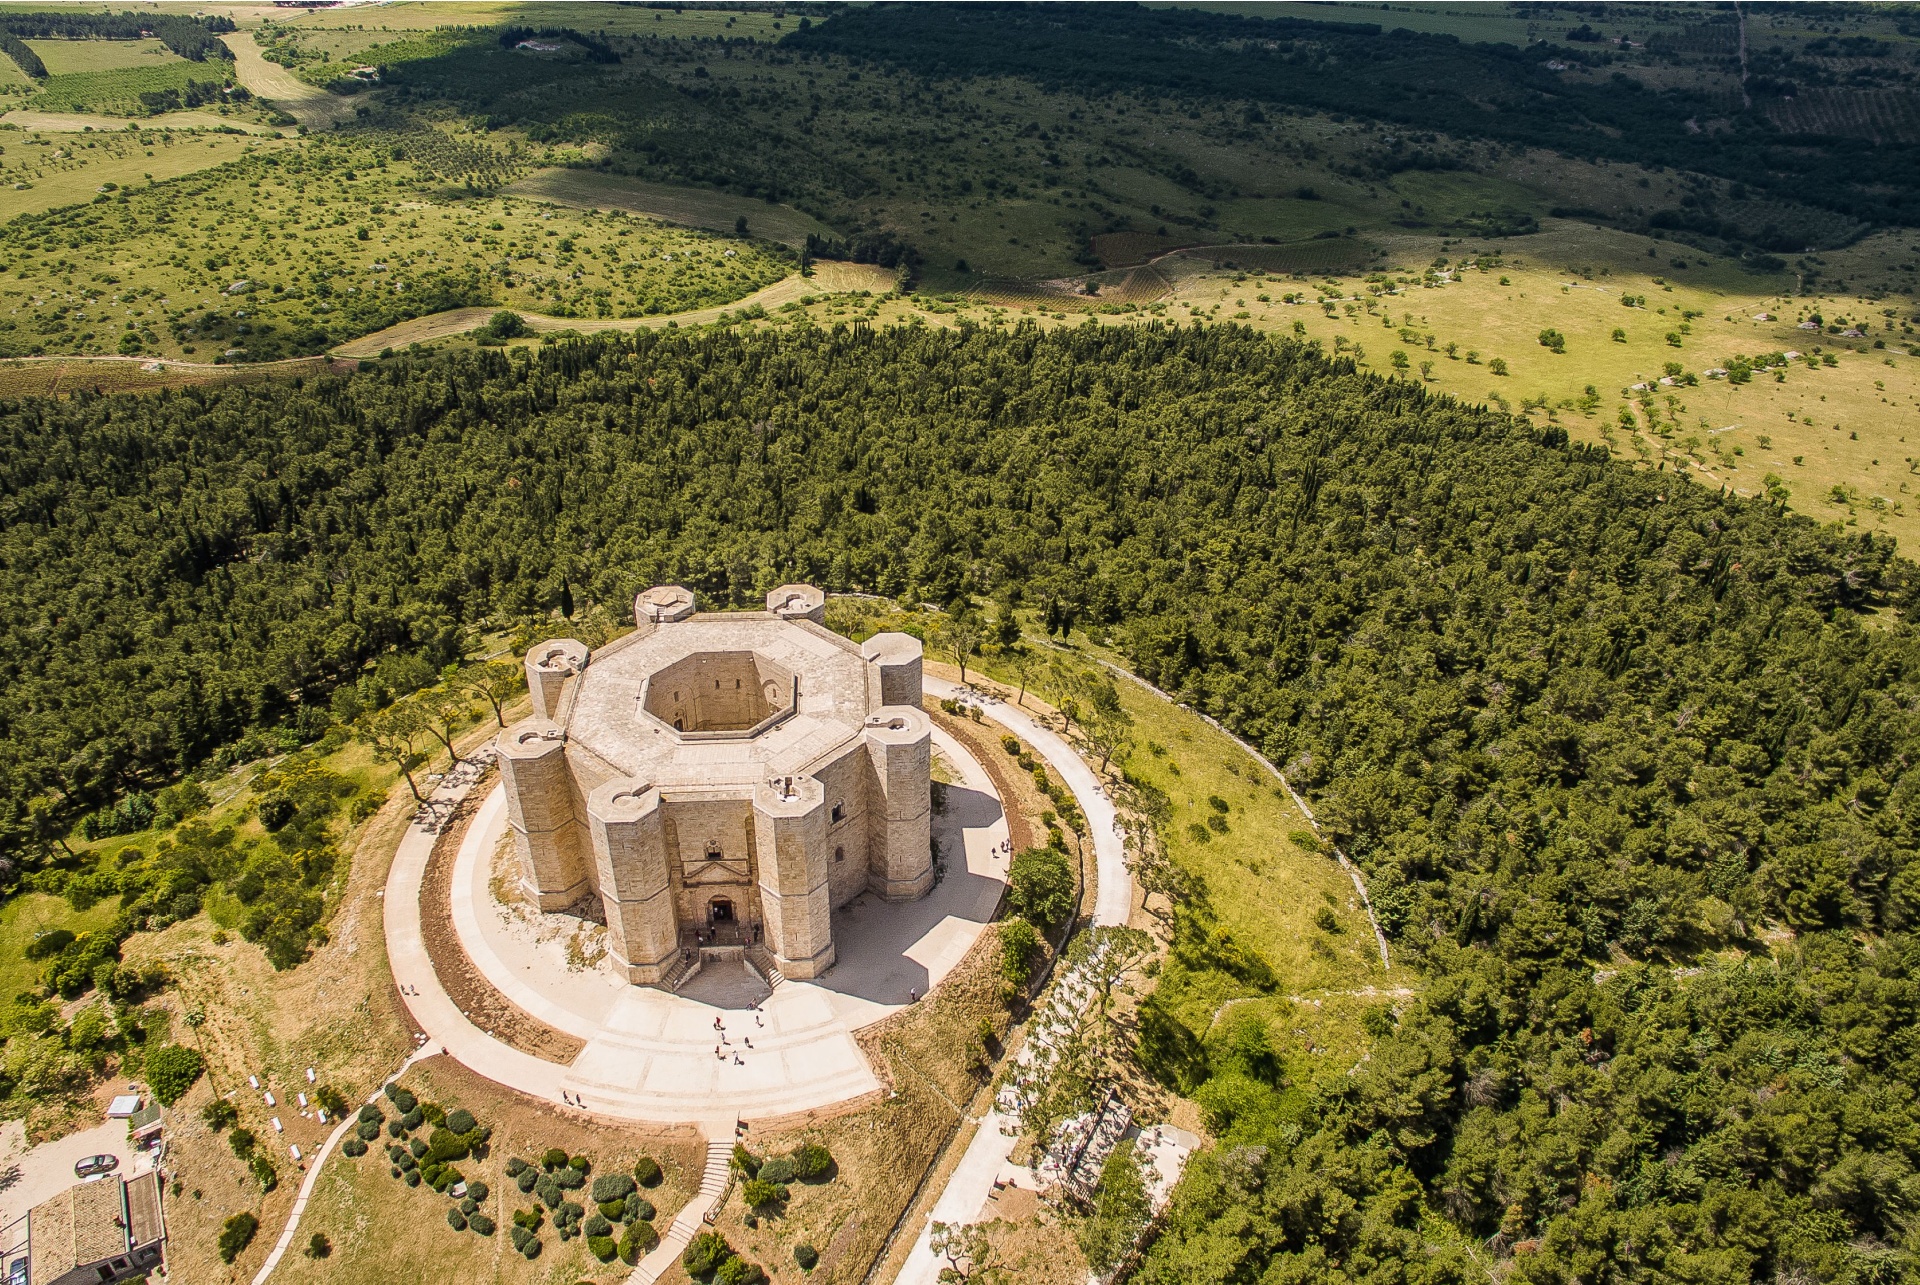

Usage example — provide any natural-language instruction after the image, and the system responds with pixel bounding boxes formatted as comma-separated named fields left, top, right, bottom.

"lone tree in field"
left=939, top=613, right=983, bottom=686
left=415, top=688, right=474, bottom=765
left=462, top=657, right=524, bottom=727
left=357, top=703, right=430, bottom=802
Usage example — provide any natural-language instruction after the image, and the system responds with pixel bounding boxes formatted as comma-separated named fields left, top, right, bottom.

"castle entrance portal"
left=709, top=897, right=735, bottom=925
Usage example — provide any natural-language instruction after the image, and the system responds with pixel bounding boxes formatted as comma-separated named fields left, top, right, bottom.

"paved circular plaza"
left=386, top=718, right=1012, bottom=1122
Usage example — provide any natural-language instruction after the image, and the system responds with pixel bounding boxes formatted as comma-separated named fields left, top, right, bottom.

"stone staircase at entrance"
left=628, top=1134, right=734, bottom=1285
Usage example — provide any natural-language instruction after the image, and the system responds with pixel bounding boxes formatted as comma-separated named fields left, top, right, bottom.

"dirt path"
left=227, top=31, right=354, bottom=130
left=331, top=261, right=899, bottom=357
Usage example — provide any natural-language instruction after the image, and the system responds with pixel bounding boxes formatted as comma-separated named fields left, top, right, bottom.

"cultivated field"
left=22, top=37, right=183, bottom=76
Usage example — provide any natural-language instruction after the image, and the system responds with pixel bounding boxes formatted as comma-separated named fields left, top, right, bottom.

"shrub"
left=403, top=1170, right=420, bottom=1187
left=356, top=1120, right=380, bottom=1142
left=589, top=1234, right=619, bottom=1262
left=717, top=1255, right=766, bottom=1285
left=341, top=1138, right=367, bottom=1158
left=1008, top=846, right=1074, bottom=930
left=758, top=1157, right=795, bottom=1185
left=447, top=1208, right=467, bottom=1232
left=621, top=1219, right=660, bottom=1261
left=795, top=1242, right=819, bottom=1270
left=552, top=1164, right=585, bottom=1190
left=1313, top=906, right=1338, bottom=932
left=306, top=1232, right=330, bottom=1259
left=732, top=1143, right=762, bottom=1175
left=536, top=1174, right=562, bottom=1208
left=385, top=1085, right=417, bottom=1114
left=409, top=1138, right=428, bottom=1159
left=358, top=1104, right=383, bottom=1125
left=146, top=1044, right=204, bottom=1105
left=460, top=1197, right=478, bottom=1215
left=634, top=1155, right=663, bottom=1186
left=568, top=1153, right=591, bottom=1175
left=504, top=1156, right=529, bottom=1177
left=630, top=1195, right=655, bottom=1220
left=201, top=1100, right=237, bottom=1131
left=592, top=1172, right=636, bottom=1203
left=510, top=1225, right=540, bottom=1258
left=400, top=1108, right=424, bottom=1131
left=468, top=1212, right=495, bottom=1236
left=515, top=1167, right=538, bottom=1193
left=444, top=1107, right=476, bottom=1135
left=229, top=1128, right=256, bottom=1159
left=219, top=1212, right=258, bottom=1262
left=387, top=1119, right=406, bottom=1138
left=742, top=1178, right=787, bottom=1209
left=585, top=1213, right=612, bottom=1239
left=541, top=1147, right=569, bottom=1170
left=684, top=1230, right=733, bottom=1277
left=999, top=918, right=1042, bottom=987
left=599, top=1198, right=627, bottom=1221
left=467, top=1180, right=489, bottom=1202
left=792, top=1143, right=833, bottom=1180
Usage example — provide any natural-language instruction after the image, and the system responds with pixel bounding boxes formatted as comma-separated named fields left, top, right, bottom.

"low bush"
left=792, top=1143, right=833, bottom=1180
left=585, top=1213, right=612, bottom=1239
left=446, top=1208, right=467, bottom=1232
left=467, top=1180, right=488, bottom=1202
left=634, top=1155, right=662, bottom=1186
left=742, top=1178, right=787, bottom=1210
left=717, top=1255, right=766, bottom=1285
left=384, top=1085, right=416, bottom=1114
left=758, top=1157, right=795, bottom=1185
left=591, top=1172, right=636, bottom=1203
left=341, top=1138, right=367, bottom=1158
left=356, top=1120, right=380, bottom=1142
left=589, top=1234, right=619, bottom=1262
left=731, top=1143, right=761, bottom=1175
left=201, top=1100, right=237, bottom=1131
left=444, top=1107, right=476, bottom=1134
left=541, top=1147, right=569, bottom=1170
left=145, top=1044, right=203, bottom=1105
left=219, top=1212, right=258, bottom=1263
left=504, top=1156, right=528, bottom=1177
left=357, top=1104, right=383, bottom=1124
left=510, top=1225, right=540, bottom=1258
left=795, top=1242, right=819, bottom=1270
left=621, top=1219, right=660, bottom=1261
left=629, top=1195, right=655, bottom=1221
left=467, top=1212, right=495, bottom=1236
left=1008, top=847, right=1074, bottom=931
left=684, top=1230, right=733, bottom=1277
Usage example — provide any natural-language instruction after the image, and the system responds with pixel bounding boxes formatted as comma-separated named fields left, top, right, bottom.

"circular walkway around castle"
left=385, top=711, right=1014, bottom=1124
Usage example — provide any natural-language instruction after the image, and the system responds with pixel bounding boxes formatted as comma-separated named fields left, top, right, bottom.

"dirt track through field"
left=331, top=260, right=899, bottom=357
left=227, top=31, right=355, bottom=129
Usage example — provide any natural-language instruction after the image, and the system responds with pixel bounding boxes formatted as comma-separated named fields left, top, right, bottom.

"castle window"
left=831, top=802, right=846, bottom=824
left=834, top=846, right=845, bottom=862
left=705, top=840, right=723, bottom=861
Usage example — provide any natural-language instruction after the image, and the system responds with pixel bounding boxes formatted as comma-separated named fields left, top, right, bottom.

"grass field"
left=23, top=37, right=183, bottom=76
left=0, top=127, right=270, bottom=221
left=505, top=169, right=838, bottom=251
left=0, top=892, right=120, bottom=1004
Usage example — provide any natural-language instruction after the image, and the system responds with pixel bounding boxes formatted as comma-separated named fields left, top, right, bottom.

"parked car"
left=73, top=1154, right=118, bottom=1179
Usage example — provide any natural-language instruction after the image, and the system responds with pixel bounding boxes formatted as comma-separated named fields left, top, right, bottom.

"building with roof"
left=24, top=1172, right=164, bottom=1285
left=498, top=584, right=932, bottom=986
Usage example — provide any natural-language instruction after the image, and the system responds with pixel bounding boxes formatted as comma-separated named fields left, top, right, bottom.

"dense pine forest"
left=1, top=323, right=1917, bottom=1279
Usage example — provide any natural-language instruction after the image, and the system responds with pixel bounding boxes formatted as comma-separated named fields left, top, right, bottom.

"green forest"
left=0, top=320, right=1915, bottom=1278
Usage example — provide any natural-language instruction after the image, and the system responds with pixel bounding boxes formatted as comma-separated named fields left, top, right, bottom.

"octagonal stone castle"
left=496, top=584, right=932, bottom=986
